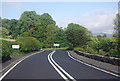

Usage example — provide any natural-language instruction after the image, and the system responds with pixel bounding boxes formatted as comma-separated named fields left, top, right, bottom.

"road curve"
left=1, top=50, right=119, bottom=81
left=52, top=51, right=119, bottom=80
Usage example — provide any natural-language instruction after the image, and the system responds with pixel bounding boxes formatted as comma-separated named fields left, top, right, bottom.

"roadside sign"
left=54, top=44, right=60, bottom=47
left=12, top=45, right=20, bottom=49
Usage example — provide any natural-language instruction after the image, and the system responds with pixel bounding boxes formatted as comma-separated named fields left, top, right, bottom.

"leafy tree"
left=2, top=40, right=12, bottom=62
left=2, top=19, right=19, bottom=38
left=43, top=24, right=57, bottom=48
left=40, top=13, right=56, bottom=26
left=9, top=19, right=19, bottom=38
left=2, top=19, right=10, bottom=29
left=103, top=34, right=107, bottom=37
left=19, top=11, right=38, bottom=35
left=86, top=36, right=100, bottom=53
left=98, top=37, right=113, bottom=52
left=55, top=27, right=71, bottom=47
left=65, top=23, right=90, bottom=47
left=0, top=27, right=11, bottom=38
left=32, top=13, right=56, bottom=48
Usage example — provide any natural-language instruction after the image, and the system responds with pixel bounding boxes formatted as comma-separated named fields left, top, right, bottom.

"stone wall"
left=74, top=51, right=120, bottom=66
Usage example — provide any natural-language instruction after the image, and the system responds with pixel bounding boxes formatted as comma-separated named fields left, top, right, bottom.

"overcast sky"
left=2, top=2, right=118, bottom=34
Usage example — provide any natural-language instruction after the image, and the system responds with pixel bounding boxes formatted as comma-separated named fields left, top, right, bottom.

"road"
left=1, top=50, right=119, bottom=81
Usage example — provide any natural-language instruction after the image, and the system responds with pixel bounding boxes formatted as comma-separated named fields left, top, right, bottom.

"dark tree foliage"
left=19, top=11, right=38, bottom=36
left=65, top=23, right=91, bottom=47
left=2, top=40, right=12, bottom=62
left=16, top=37, right=41, bottom=52
left=2, top=11, right=58, bottom=48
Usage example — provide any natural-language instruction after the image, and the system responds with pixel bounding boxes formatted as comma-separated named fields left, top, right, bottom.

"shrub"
left=2, top=40, right=12, bottom=62
left=85, top=47, right=96, bottom=54
left=16, top=37, right=41, bottom=52
left=66, top=47, right=74, bottom=50
left=109, top=49, right=119, bottom=58
left=74, top=47, right=85, bottom=52
left=99, top=49, right=109, bottom=56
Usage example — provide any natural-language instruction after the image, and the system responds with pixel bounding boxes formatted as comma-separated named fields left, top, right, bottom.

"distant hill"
left=92, top=33, right=113, bottom=38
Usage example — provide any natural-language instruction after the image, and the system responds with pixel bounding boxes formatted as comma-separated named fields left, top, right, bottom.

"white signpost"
left=54, top=44, right=60, bottom=48
left=54, top=44, right=60, bottom=47
left=12, top=45, right=20, bottom=49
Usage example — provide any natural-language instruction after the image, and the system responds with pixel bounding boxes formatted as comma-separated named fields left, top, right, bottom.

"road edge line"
left=67, top=51, right=120, bottom=78
left=2, top=51, right=43, bottom=72
left=0, top=51, right=43, bottom=80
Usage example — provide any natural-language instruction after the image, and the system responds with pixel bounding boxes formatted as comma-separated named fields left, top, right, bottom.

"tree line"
left=1, top=11, right=90, bottom=48
left=0, top=11, right=119, bottom=62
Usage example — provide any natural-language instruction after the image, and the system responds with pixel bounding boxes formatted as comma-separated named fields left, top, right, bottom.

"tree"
left=55, top=27, right=71, bottom=47
left=103, top=34, right=107, bottom=37
left=2, top=19, right=10, bottom=29
left=19, top=11, right=38, bottom=35
left=9, top=19, right=19, bottom=38
left=2, top=40, right=12, bottom=62
left=40, top=13, right=56, bottom=26
left=86, top=36, right=100, bottom=53
left=32, top=13, right=56, bottom=48
left=65, top=23, right=90, bottom=47
left=0, top=27, right=11, bottom=38
left=2, top=18, right=19, bottom=38
left=43, top=24, right=57, bottom=48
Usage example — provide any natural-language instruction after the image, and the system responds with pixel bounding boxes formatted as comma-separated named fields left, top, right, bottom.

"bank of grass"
left=11, top=50, right=24, bottom=56
left=43, top=47, right=68, bottom=50
left=74, top=47, right=120, bottom=58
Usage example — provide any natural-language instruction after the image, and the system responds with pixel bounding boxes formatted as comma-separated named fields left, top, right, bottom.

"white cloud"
left=80, top=9, right=116, bottom=34
left=57, top=9, right=116, bottom=34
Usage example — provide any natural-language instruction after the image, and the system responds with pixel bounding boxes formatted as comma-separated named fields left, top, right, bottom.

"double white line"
left=48, top=51, right=76, bottom=81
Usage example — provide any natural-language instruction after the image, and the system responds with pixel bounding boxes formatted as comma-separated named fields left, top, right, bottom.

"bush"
left=85, top=47, right=96, bottom=54
left=99, top=49, right=109, bottom=56
left=109, top=49, right=119, bottom=58
left=66, top=47, right=74, bottom=50
left=16, top=37, right=41, bottom=52
left=2, top=40, right=12, bottom=62
left=74, top=47, right=85, bottom=52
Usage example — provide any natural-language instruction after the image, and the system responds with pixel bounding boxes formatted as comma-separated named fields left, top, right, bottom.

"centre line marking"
left=48, top=51, right=76, bottom=81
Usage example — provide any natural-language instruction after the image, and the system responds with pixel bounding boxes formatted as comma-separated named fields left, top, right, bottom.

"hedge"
left=16, top=37, right=41, bottom=52
left=2, top=40, right=12, bottom=62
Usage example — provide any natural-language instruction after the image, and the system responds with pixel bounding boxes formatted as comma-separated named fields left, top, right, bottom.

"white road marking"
left=48, top=51, right=69, bottom=81
left=50, top=51, right=76, bottom=81
left=0, top=57, right=26, bottom=80
left=67, top=51, right=120, bottom=77
left=0, top=51, right=42, bottom=81
left=1, top=51, right=42, bottom=72
left=48, top=51, right=76, bottom=81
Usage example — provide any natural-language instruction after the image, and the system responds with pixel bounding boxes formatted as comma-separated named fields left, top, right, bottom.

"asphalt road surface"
left=1, top=50, right=119, bottom=81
